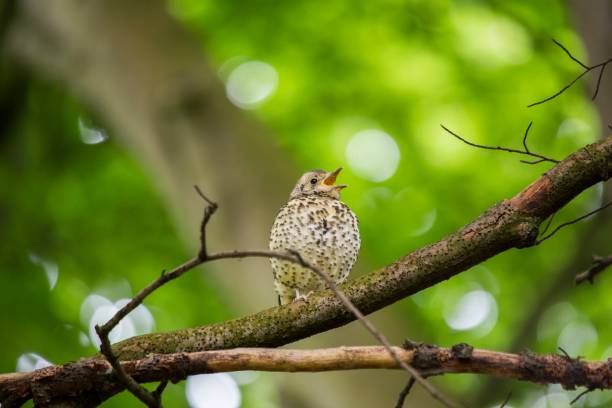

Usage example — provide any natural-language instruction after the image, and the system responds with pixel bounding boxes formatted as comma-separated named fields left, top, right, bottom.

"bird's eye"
left=310, top=178, right=318, bottom=185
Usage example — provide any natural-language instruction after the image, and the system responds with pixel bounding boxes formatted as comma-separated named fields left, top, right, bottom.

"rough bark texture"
left=2, top=344, right=610, bottom=406
left=107, top=135, right=611, bottom=361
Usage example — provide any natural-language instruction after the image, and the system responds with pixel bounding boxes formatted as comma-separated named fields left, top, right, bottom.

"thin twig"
left=570, top=388, right=593, bottom=405
left=575, top=255, right=612, bottom=285
left=522, top=121, right=533, bottom=152
left=441, top=124, right=559, bottom=164
left=395, top=377, right=416, bottom=408
left=552, top=39, right=589, bottom=69
left=558, top=347, right=572, bottom=360
left=538, top=212, right=557, bottom=238
left=536, top=201, right=612, bottom=244
left=97, top=258, right=202, bottom=336
left=528, top=39, right=612, bottom=107
left=193, top=185, right=218, bottom=260
left=152, top=380, right=168, bottom=404
left=95, top=325, right=160, bottom=407
left=592, top=64, right=606, bottom=100
left=499, top=392, right=512, bottom=408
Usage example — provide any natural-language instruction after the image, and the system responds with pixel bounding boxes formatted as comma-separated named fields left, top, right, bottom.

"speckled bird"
left=269, top=168, right=360, bottom=305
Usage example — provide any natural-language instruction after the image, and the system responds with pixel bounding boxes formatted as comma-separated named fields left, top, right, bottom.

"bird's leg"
left=293, top=289, right=314, bottom=303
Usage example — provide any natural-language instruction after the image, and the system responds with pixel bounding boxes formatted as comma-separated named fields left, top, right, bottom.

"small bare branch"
left=558, top=346, right=572, bottom=360
left=499, top=392, right=512, bottom=408
left=522, top=121, right=533, bottom=152
left=575, top=255, right=612, bottom=285
left=528, top=39, right=612, bottom=107
left=441, top=123, right=559, bottom=164
left=395, top=377, right=416, bottom=408
left=193, top=185, right=218, bottom=260
left=570, top=388, right=593, bottom=405
left=536, top=201, right=612, bottom=244
left=551, top=39, right=589, bottom=69
left=592, top=64, right=607, bottom=100
left=538, top=212, right=557, bottom=238
left=95, top=325, right=161, bottom=407
left=152, top=381, right=168, bottom=404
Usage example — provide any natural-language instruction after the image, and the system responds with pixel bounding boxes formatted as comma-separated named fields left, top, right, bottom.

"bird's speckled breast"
left=269, top=195, right=360, bottom=291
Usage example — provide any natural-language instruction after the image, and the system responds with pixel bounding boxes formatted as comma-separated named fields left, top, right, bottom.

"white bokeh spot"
left=186, top=373, right=241, bottom=408
left=28, top=253, right=59, bottom=290
left=533, top=385, right=570, bottom=408
left=88, top=304, right=136, bottom=347
left=78, top=118, right=108, bottom=145
left=557, top=321, right=598, bottom=356
left=226, top=60, right=278, bottom=109
left=80, top=293, right=154, bottom=347
left=345, top=129, right=400, bottom=182
left=16, top=353, right=52, bottom=372
left=537, top=302, right=578, bottom=343
left=444, top=290, right=497, bottom=332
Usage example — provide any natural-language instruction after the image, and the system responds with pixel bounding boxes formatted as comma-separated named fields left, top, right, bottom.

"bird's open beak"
left=322, top=167, right=348, bottom=189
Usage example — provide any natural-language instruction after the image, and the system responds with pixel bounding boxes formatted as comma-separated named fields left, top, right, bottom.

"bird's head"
left=289, top=168, right=347, bottom=200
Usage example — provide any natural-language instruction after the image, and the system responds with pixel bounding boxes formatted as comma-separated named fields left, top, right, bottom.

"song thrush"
left=269, top=168, right=360, bottom=305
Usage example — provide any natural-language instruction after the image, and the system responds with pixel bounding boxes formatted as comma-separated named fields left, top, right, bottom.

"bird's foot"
left=293, top=290, right=314, bottom=303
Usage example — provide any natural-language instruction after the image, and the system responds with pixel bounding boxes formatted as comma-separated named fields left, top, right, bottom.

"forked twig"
left=536, top=201, right=612, bottom=244
left=529, top=39, right=612, bottom=107
left=441, top=123, right=559, bottom=165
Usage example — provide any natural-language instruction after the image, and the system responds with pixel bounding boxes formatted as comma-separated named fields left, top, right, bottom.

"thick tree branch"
left=2, top=344, right=610, bottom=406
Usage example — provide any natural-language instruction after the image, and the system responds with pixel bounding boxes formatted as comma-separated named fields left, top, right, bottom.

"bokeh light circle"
left=444, top=290, right=497, bottom=331
left=345, top=129, right=400, bottom=182
left=226, top=61, right=278, bottom=109
left=16, top=353, right=52, bottom=372
left=186, top=373, right=241, bottom=408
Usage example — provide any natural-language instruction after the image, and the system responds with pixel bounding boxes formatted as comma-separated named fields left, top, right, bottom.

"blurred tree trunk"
left=569, top=0, right=612, bottom=146
left=4, top=0, right=425, bottom=406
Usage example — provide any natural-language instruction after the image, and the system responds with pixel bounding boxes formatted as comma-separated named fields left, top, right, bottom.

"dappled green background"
left=1, top=0, right=610, bottom=407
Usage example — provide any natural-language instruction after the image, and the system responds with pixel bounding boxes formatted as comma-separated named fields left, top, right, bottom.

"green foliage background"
left=1, top=0, right=610, bottom=407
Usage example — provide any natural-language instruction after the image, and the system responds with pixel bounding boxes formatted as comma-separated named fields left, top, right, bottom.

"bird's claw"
left=293, top=290, right=314, bottom=303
